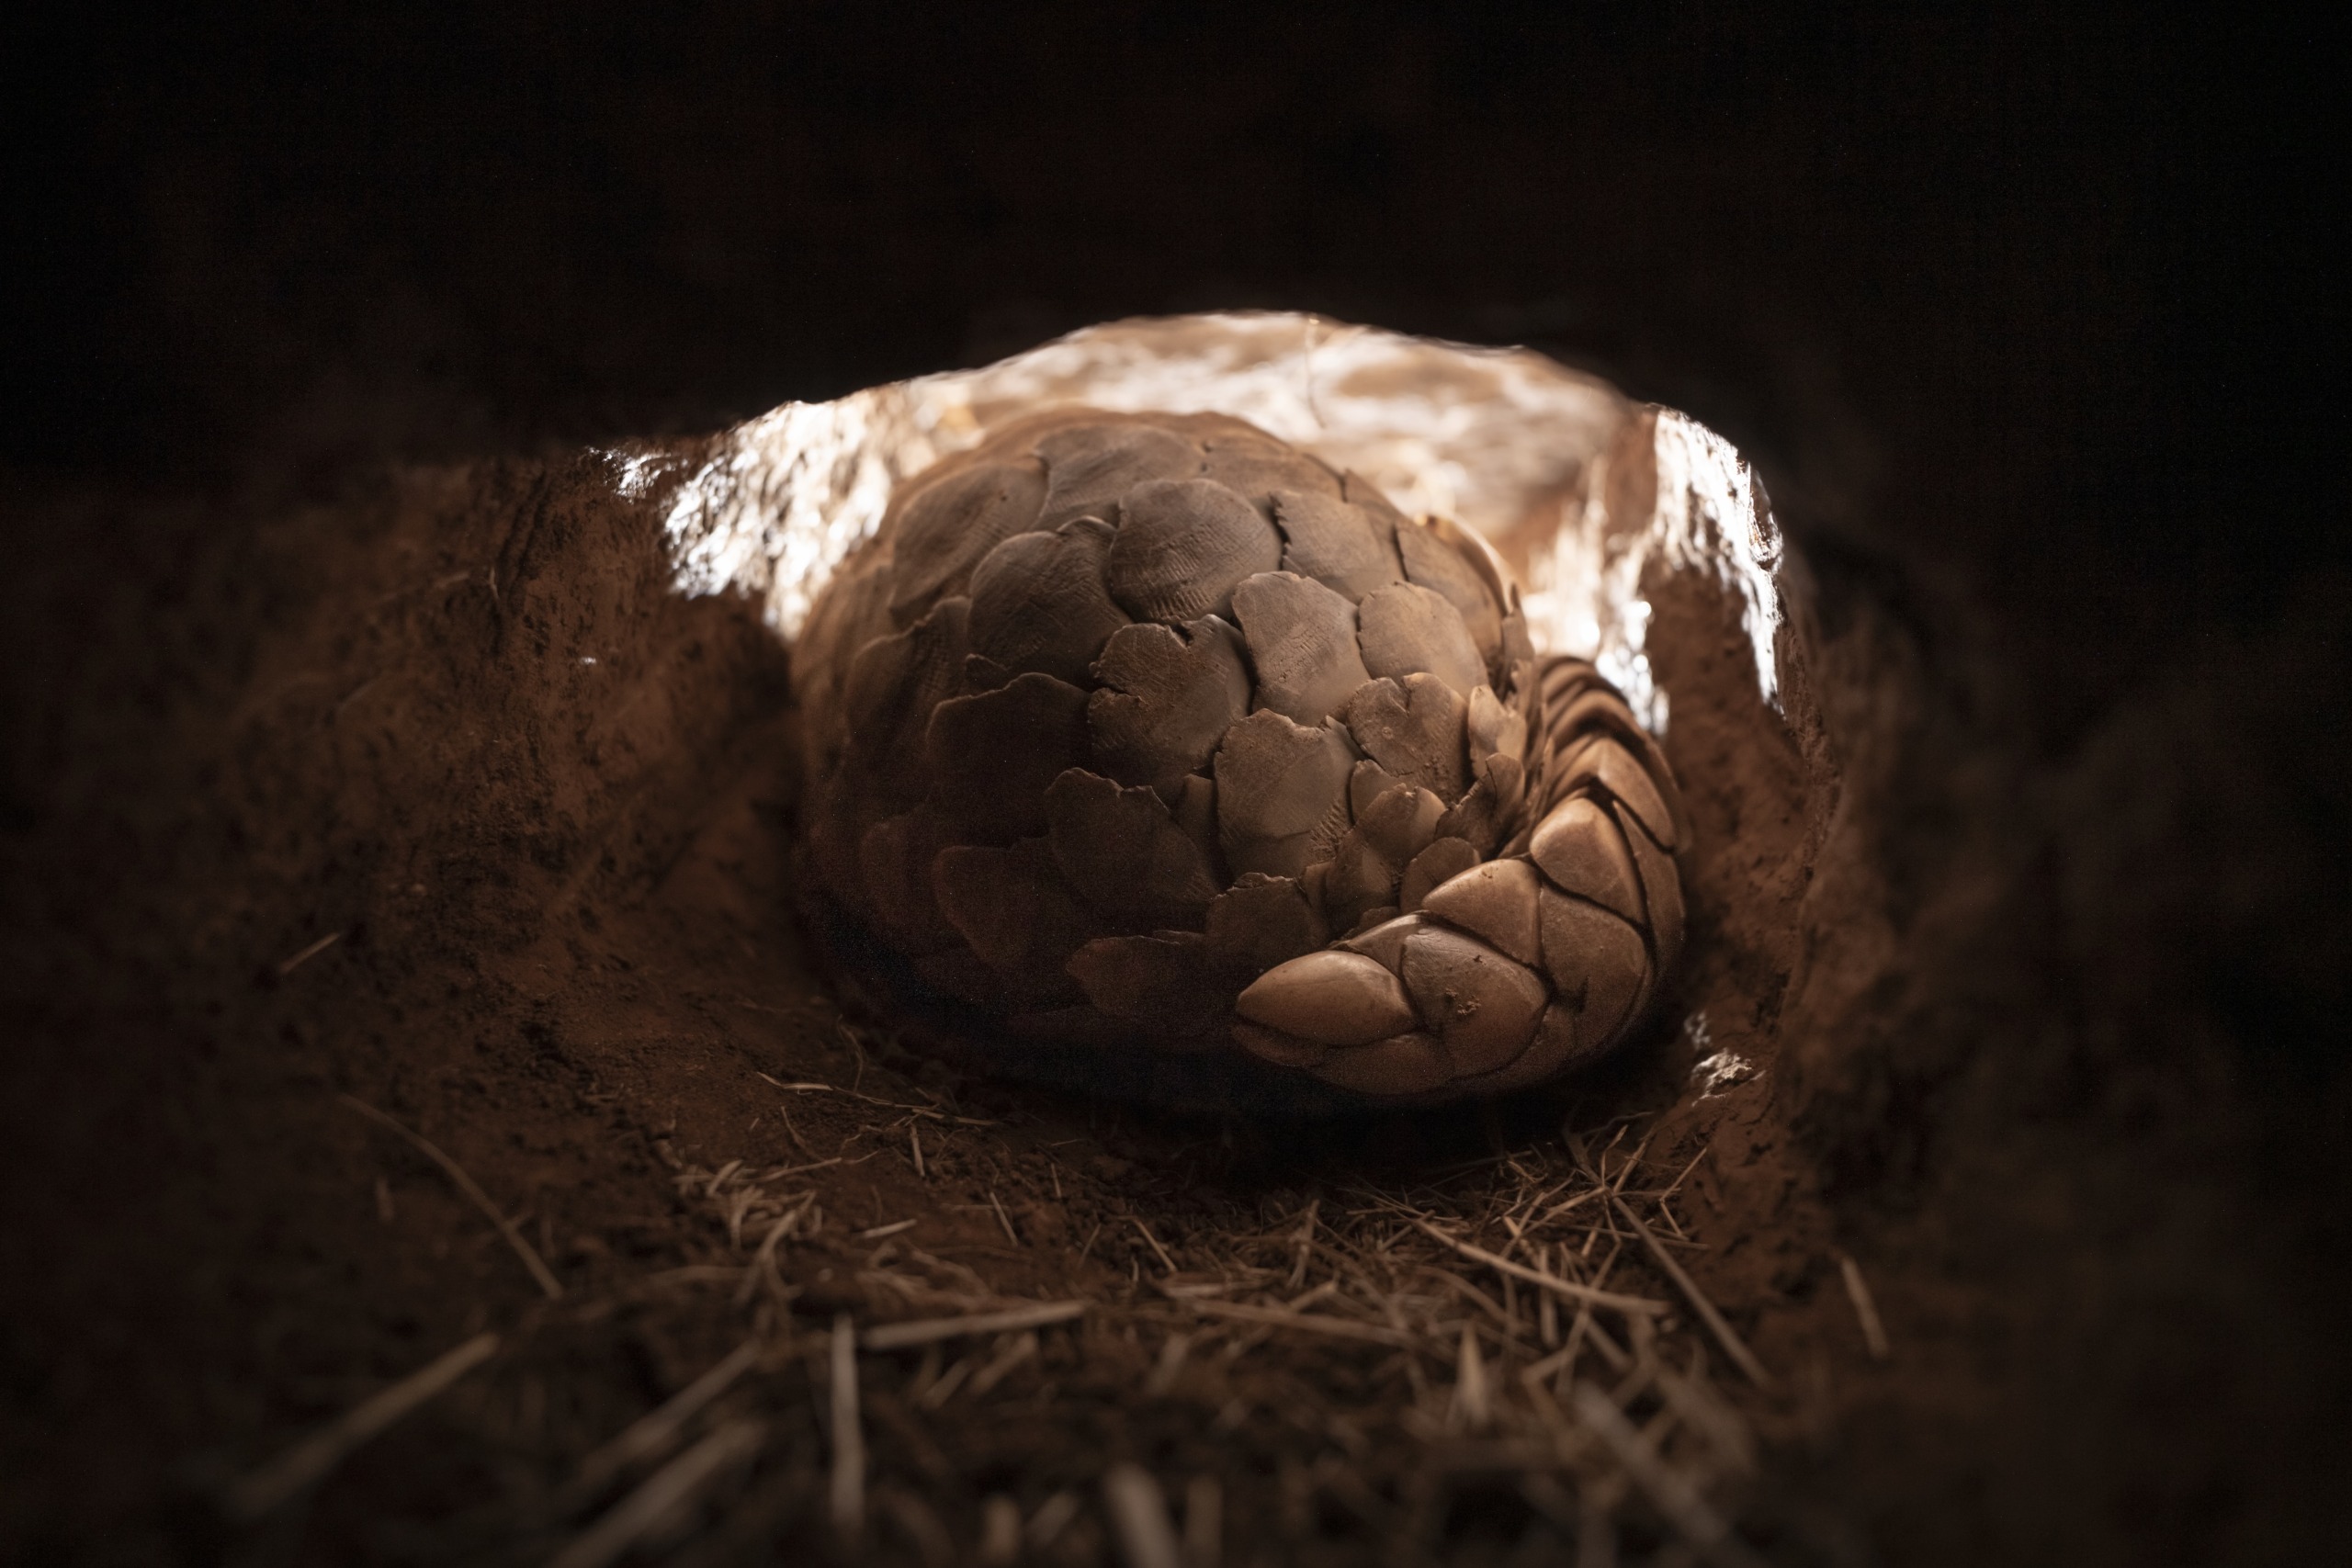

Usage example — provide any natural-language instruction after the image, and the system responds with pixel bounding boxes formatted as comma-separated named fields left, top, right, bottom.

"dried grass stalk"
left=1570, top=1383, right=1760, bottom=1568
left=340, top=1095, right=562, bottom=1299
left=548, top=1417, right=766, bottom=1568
left=829, top=1314, right=865, bottom=1544
left=275, top=930, right=342, bottom=976
left=1102, top=1463, right=1183, bottom=1568
left=862, top=1301, right=1088, bottom=1350
left=1408, top=1218, right=1666, bottom=1316
left=1607, top=1193, right=1771, bottom=1388
left=559, top=1338, right=760, bottom=1509
left=222, top=1331, right=498, bottom=1520
left=1187, top=1299, right=1420, bottom=1350
left=1838, top=1252, right=1892, bottom=1359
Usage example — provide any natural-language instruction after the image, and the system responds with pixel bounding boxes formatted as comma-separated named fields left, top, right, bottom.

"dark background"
left=4, top=3, right=2346, bottom=1557
left=8, top=5, right=2342, bottom=717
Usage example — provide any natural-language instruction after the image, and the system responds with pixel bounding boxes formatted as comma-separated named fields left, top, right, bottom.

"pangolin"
left=794, top=409, right=1686, bottom=1107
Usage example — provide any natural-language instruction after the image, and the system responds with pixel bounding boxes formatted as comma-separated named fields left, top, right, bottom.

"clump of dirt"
left=4, top=413, right=2342, bottom=1565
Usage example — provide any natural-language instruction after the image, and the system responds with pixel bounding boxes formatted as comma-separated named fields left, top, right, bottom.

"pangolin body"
left=795, top=409, right=1686, bottom=1106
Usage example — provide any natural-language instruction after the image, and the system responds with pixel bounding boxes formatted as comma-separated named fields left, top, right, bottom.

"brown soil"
left=3, top=419, right=2344, bottom=1566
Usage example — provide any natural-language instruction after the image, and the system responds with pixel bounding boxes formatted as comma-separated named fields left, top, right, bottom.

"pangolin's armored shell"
left=797, top=408, right=1688, bottom=1104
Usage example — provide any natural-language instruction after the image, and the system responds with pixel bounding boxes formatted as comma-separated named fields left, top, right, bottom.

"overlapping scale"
left=1104, top=479, right=1283, bottom=624
left=1200, top=429, right=1344, bottom=507
left=1044, top=769, right=1220, bottom=917
left=1085, top=617, right=1251, bottom=795
left=1339, top=674, right=1468, bottom=801
left=924, top=672, right=1090, bottom=842
left=966, top=519, right=1128, bottom=688
left=1211, top=710, right=1359, bottom=880
left=797, top=409, right=1689, bottom=1106
left=1034, top=423, right=1203, bottom=531
left=1356, top=581, right=1487, bottom=697
left=1272, top=489, right=1405, bottom=601
left=1396, top=522, right=1504, bottom=667
left=1231, top=571, right=1369, bottom=725
left=887, top=461, right=1048, bottom=621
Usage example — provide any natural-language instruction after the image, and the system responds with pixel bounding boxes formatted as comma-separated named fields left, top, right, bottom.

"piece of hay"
left=340, top=1095, right=562, bottom=1300
left=862, top=1301, right=1089, bottom=1350
left=222, top=1332, right=499, bottom=1520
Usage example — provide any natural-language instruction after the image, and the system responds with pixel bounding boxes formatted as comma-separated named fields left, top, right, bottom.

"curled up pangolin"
left=793, top=409, right=1686, bottom=1110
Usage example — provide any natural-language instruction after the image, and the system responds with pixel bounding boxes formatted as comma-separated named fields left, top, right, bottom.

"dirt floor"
left=7, top=404, right=2344, bottom=1565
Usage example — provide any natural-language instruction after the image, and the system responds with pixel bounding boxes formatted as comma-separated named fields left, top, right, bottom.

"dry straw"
left=222, top=1332, right=498, bottom=1520
left=484, top=1061, right=1781, bottom=1562
left=340, top=1095, right=563, bottom=1300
